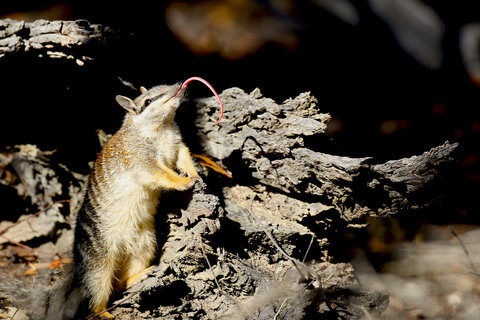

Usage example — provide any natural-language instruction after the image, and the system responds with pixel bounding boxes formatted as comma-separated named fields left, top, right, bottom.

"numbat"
left=74, top=82, right=201, bottom=317
left=0, top=78, right=223, bottom=319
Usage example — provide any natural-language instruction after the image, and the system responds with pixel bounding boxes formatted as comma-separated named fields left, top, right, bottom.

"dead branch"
left=451, top=229, right=480, bottom=277
left=0, top=19, right=121, bottom=64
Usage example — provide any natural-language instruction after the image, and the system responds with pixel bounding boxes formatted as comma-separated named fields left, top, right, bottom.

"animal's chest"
left=153, top=128, right=182, bottom=167
left=101, top=179, right=159, bottom=232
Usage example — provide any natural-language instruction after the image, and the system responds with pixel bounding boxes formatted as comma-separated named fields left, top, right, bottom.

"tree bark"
left=0, top=19, right=119, bottom=64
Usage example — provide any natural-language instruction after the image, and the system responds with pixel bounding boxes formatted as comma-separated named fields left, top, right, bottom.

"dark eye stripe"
left=140, top=93, right=165, bottom=112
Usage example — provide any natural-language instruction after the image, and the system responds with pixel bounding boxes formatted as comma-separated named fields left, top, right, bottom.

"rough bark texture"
left=0, top=19, right=119, bottom=64
left=0, top=18, right=459, bottom=320
left=97, top=87, right=457, bottom=319
left=195, top=88, right=457, bottom=221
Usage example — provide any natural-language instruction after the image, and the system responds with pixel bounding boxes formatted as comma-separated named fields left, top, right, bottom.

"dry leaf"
left=192, top=154, right=232, bottom=178
left=24, top=263, right=38, bottom=276
left=49, top=257, right=73, bottom=269
left=49, top=258, right=63, bottom=269
left=11, top=246, right=36, bottom=261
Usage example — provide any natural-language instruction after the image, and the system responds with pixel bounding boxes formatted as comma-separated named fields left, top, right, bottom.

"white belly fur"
left=99, top=171, right=160, bottom=268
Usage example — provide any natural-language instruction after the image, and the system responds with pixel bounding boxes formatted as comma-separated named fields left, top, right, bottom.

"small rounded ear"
left=115, top=95, right=138, bottom=114
left=140, top=86, right=147, bottom=94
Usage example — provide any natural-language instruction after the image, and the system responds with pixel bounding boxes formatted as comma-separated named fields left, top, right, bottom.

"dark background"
left=1, top=1, right=479, bottom=227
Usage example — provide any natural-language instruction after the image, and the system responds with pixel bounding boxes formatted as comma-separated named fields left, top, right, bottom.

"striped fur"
left=74, top=83, right=199, bottom=314
left=0, top=83, right=198, bottom=319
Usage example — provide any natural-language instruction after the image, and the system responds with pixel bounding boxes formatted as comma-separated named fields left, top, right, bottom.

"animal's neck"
left=123, top=118, right=177, bottom=141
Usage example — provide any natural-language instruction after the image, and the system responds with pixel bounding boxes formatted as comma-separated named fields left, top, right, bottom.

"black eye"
left=144, top=99, right=152, bottom=107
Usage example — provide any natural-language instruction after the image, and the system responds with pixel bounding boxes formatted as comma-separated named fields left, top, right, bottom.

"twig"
left=242, top=136, right=284, bottom=191
left=264, top=229, right=308, bottom=281
left=199, top=239, right=228, bottom=297
left=0, top=200, right=70, bottom=236
left=359, top=306, right=375, bottom=320
left=0, top=235, right=56, bottom=256
left=10, top=307, right=19, bottom=320
left=86, top=285, right=145, bottom=320
left=273, top=297, right=289, bottom=320
left=0, top=200, right=70, bottom=257
left=247, top=197, right=320, bottom=284
left=249, top=196, right=300, bottom=264
left=117, top=76, right=138, bottom=91
left=303, top=234, right=315, bottom=263
left=451, top=229, right=480, bottom=277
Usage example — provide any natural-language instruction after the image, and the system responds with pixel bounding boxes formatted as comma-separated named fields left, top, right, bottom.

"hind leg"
left=123, top=248, right=156, bottom=288
left=125, top=265, right=155, bottom=288
left=120, top=236, right=156, bottom=289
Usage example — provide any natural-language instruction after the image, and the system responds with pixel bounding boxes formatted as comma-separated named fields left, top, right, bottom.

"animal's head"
left=115, top=83, right=185, bottom=126
left=115, top=77, right=223, bottom=129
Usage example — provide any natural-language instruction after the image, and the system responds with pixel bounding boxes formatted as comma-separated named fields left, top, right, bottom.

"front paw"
left=189, top=175, right=202, bottom=188
left=180, top=175, right=200, bottom=191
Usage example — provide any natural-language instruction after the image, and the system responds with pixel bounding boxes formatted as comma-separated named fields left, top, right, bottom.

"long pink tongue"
left=181, top=77, right=224, bottom=124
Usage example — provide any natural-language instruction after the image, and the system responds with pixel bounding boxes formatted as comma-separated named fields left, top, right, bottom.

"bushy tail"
left=0, top=263, right=84, bottom=320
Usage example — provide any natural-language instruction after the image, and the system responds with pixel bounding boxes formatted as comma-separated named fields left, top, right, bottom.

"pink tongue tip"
left=181, top=77, right=224, bottom=124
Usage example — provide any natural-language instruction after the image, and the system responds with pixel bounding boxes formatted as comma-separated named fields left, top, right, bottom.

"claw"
left=125, top=266, right=155, bottom=289
left=99, top=311, right=114, bottom=319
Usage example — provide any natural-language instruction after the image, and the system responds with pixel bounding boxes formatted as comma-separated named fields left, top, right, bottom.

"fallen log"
left=0, top=18, right=459, bottom=320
